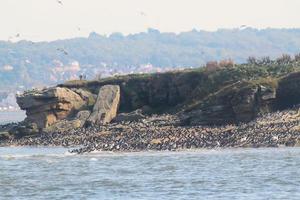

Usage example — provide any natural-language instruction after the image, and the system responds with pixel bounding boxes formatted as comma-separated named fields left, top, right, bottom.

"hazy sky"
left=1, top=0, right=300, bottom=41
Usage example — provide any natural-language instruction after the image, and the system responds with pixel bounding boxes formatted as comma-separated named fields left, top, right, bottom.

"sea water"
left=0, top=113, right=300, bottom=199
left=0, top=111, right=26, bottom=125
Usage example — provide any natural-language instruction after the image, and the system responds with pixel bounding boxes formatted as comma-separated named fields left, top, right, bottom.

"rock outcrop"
left=12, top=65, right=300, bottom=136
left=276, top=72, right=300, bottom=109
left=86, top=85, right=120, bottom=126
left=44, top=110, right=91, bottom=133
left=182, top=81, right=277, bottom=125
left=113, top=109, right=145, bottom=123
left=17, top=87, right=87, bottom=129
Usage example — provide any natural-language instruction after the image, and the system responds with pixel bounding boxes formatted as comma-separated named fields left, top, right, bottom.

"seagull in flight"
left=140, top=11, right=147, bottom=16
left=240, top=25, right=248, bottom=29
left=57, top=48, right=68, bottom=55
left=57, top=0, right=63, bottom=5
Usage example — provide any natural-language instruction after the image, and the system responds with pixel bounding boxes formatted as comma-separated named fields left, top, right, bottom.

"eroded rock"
left=44, top=119, right=83, bottom=133
left=86, top=85, right=120, bottom=126
left=76, top=110, right=91, bottom=122
left=182, top=81, right=277, bottom=125
left=113, top=109, right=145, bottom=123
left=44, top=110, right=91, bottom=133
left=17, top=87, right=87, bottom=129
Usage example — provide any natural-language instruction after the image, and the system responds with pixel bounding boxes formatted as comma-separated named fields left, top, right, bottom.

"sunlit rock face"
left=17, top=87, right=87, bottom=129
left=86, top=85, right=120, bottom=126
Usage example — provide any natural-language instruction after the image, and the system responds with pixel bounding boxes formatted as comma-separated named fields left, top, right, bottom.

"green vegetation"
left=58, top=56, right=300, bottom=114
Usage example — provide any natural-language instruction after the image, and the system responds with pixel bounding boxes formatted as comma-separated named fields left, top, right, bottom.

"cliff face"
left=60, top=72, right=206, bottom=113
left=276, top=72, right=300, bottom=110
left=182, top=81, right=277, bottom=125
left=59, top=66, right=275, bottom=114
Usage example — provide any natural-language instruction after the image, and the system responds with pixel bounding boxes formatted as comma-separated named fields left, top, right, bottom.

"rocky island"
left=1, top=56, right=300, bottom=153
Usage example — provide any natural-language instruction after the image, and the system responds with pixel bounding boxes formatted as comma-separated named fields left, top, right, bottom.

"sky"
left=0, top=0, right=300, bottom=41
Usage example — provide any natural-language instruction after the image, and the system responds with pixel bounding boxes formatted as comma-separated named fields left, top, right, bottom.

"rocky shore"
left=1, top=107, right=300, bottom=154
left=2, top=62, right=300, bottom=154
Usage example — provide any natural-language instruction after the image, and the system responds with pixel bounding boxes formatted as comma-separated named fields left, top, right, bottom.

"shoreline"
left=4, top=59, right=300, bottom=154
left=1, top=107, right=300, bottom=154
left=1, top=145, right=299, bottom=155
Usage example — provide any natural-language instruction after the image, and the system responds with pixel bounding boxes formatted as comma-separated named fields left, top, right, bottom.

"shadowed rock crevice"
left=276, top=72, right=300, bottom=110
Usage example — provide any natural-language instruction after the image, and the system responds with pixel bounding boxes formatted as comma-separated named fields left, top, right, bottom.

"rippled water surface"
left=1, top=112, right=300, bottom=199
left=1, top=147, right=300, bottom=200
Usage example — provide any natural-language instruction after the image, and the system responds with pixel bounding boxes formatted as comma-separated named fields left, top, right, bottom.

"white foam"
left=90, top=158, right=98, bottom=161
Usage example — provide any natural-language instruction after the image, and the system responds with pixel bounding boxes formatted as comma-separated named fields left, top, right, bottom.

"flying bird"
left=240, top=25, right=248, bottom=29
left=57, top=48, right=68, bottom=55
left=139, top=11, right=147, bottom=16
left=57, top=0, right=63, bottom=5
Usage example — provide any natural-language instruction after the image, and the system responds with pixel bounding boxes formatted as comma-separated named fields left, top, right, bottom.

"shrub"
left=247, top=56, right=257, bottom=65
left=205, top=61, right=219, bottom=71
left=276, top=54, right=292, bottom=64
left=260, top=56, right=271, bottom=65
left=219, top=59, right=235, bottom=68
left=295, top=53, right=300, bottom=62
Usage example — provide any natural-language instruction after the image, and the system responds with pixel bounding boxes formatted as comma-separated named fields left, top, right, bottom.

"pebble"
left=1, top=108, right=300, bottom=154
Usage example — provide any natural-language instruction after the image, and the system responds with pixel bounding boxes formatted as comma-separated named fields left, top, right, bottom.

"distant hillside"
left=1, top=28, right=300, bottom=91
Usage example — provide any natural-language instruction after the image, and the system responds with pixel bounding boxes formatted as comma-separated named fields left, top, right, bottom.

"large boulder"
left=86, top=85, right=120, bottom=125
left=17, top=87, right=87, bottom=129
left=44, top=110, right=91, bottom=133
